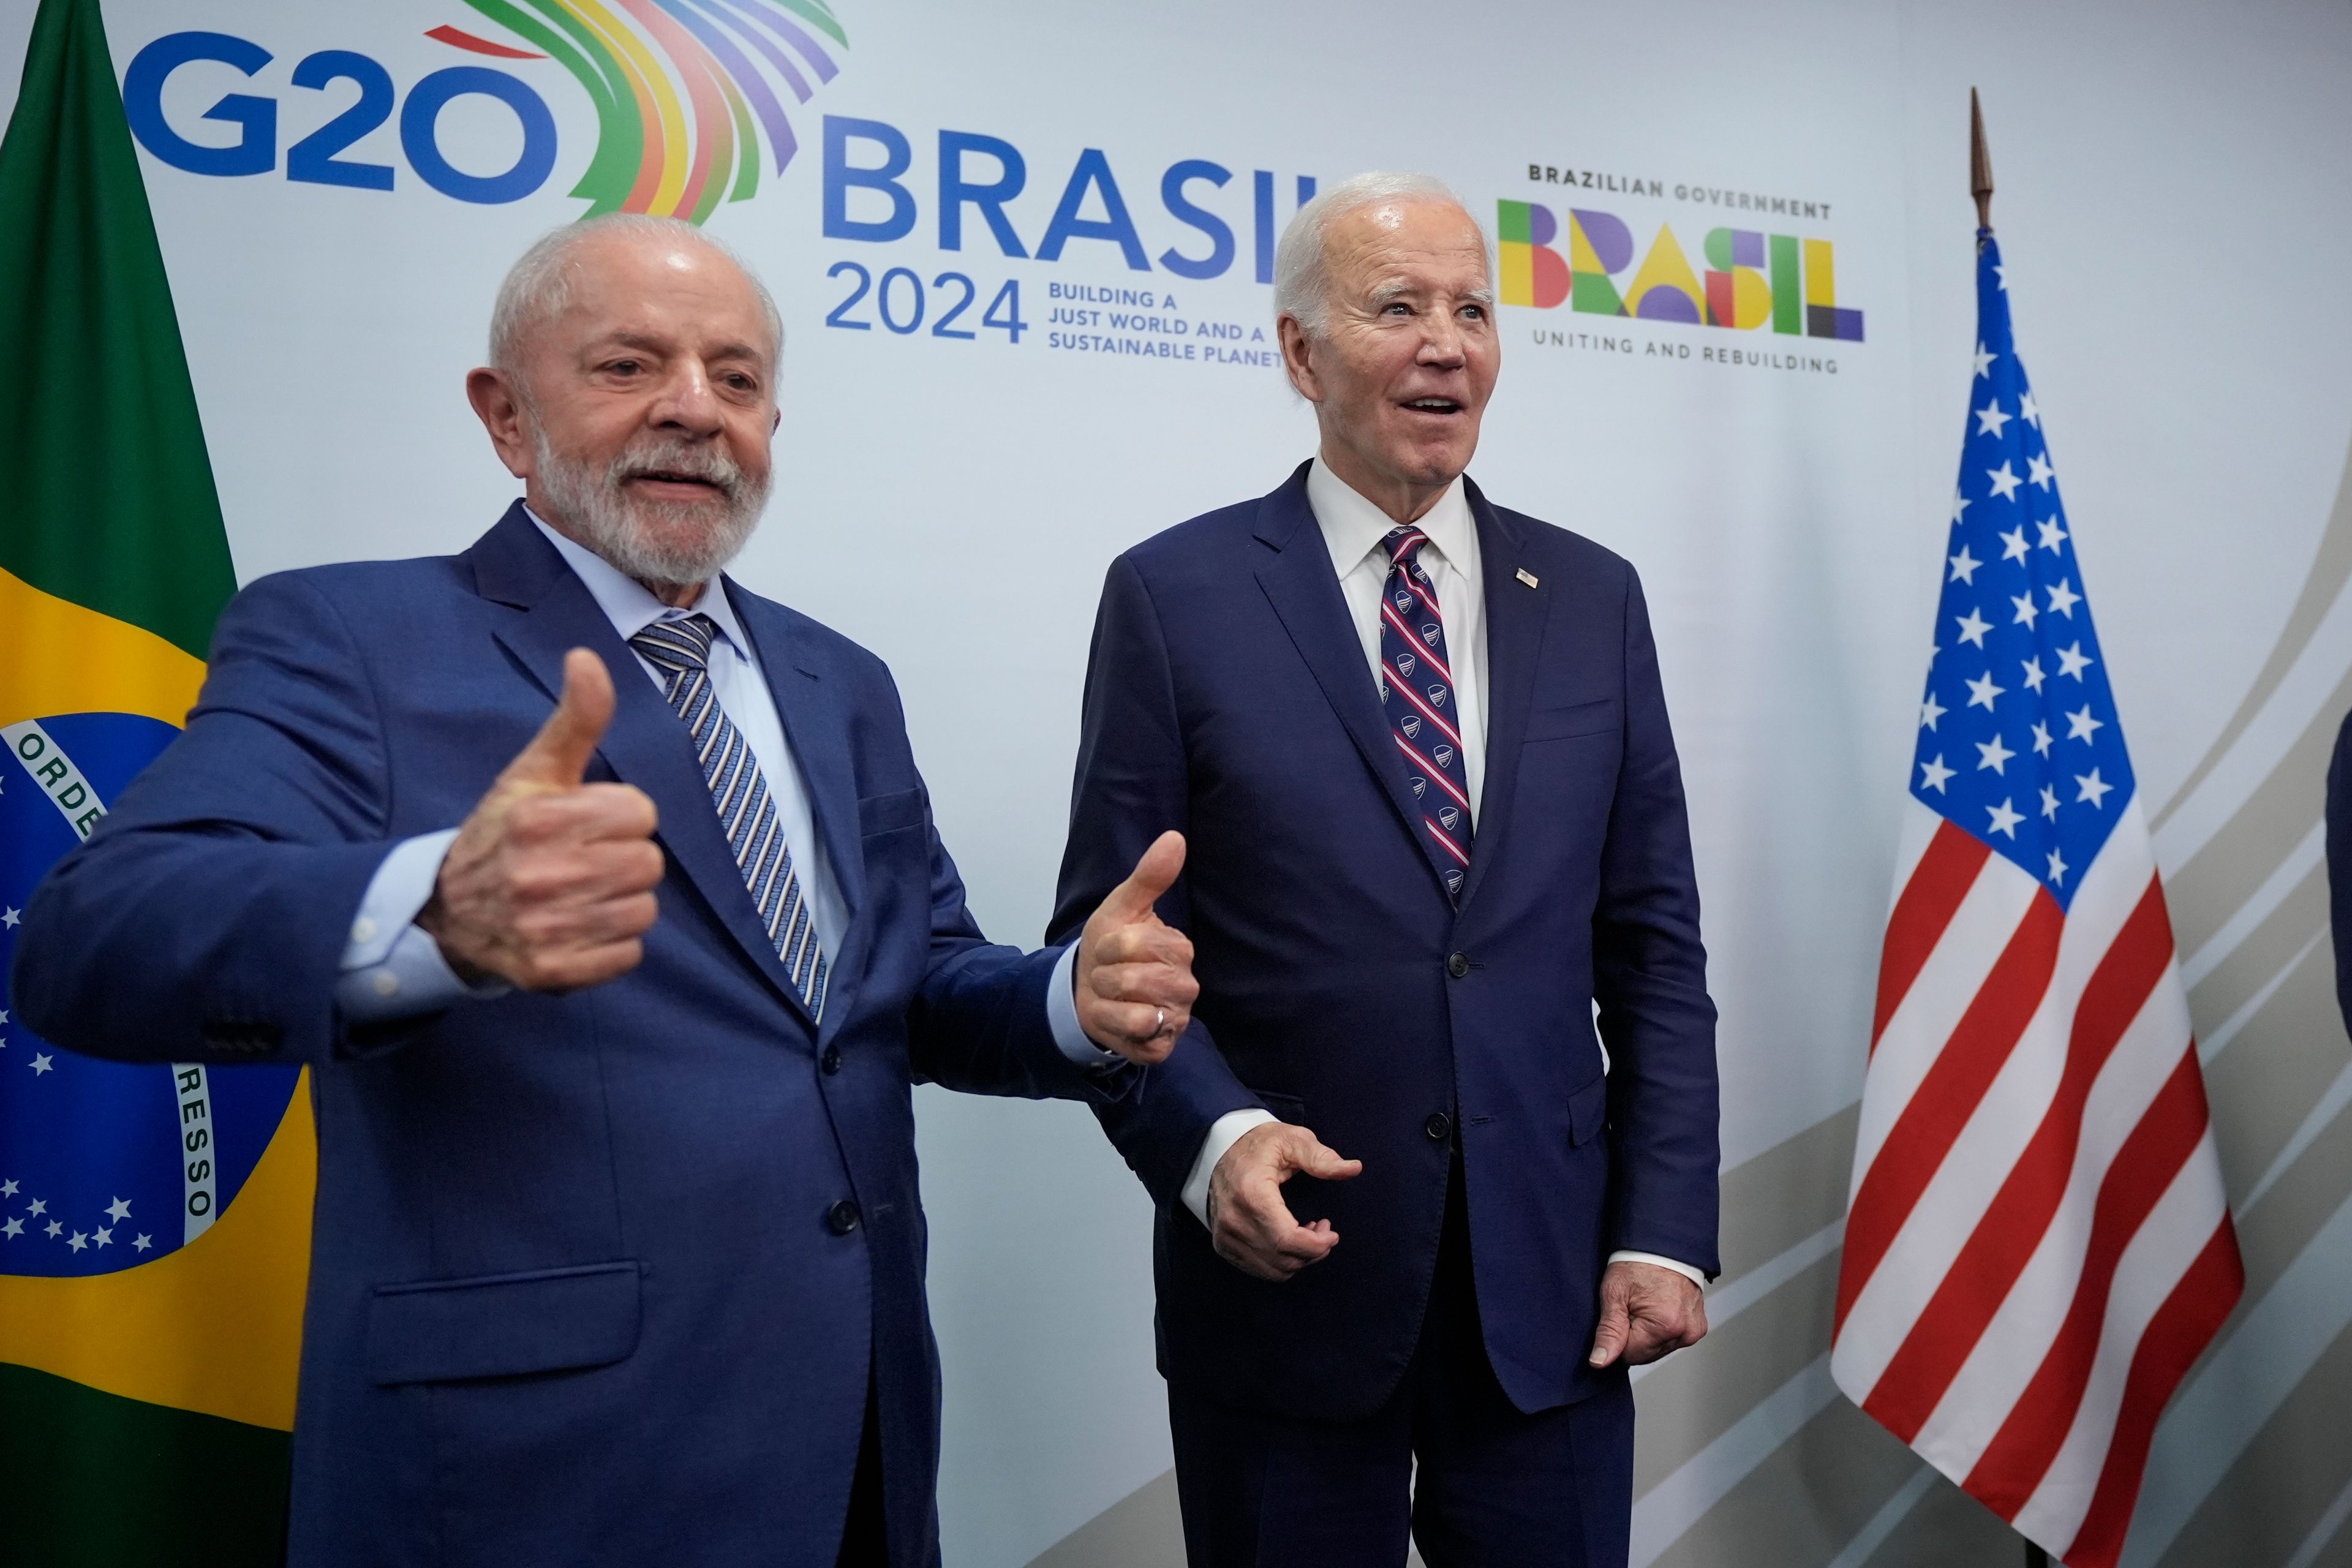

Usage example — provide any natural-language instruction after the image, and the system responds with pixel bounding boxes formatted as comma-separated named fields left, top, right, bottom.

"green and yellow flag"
left=0, top=0, right=315, bottom=1559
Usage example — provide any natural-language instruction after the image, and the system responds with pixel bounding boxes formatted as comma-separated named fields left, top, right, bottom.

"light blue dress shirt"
left=335, top=511, right=1097, bottom=1064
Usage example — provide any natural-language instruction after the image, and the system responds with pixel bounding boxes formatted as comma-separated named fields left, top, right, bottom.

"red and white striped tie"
left=1379, top=527, right=1472, bottom=901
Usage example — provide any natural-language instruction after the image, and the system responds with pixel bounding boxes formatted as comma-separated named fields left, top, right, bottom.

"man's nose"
left=1418, top=312, right=1468, bottom=368
left=648, top=362, right=726, bottom=432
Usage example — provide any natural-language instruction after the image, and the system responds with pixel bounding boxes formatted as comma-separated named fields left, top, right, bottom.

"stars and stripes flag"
left=1831, top=231, right=2245, bottom=1567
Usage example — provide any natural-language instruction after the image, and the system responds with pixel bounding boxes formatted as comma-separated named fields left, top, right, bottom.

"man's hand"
left=1206, top=1121, right=1363, bottom=1281
left=419, top=648, right=665, bottom=991
left=1073, top=830, right=1200, bottom=1064
left=1587, top=1260, right=1708, bottom=1368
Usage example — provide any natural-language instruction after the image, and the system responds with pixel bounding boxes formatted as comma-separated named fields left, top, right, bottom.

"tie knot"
left=630, top=612, right=719, bottom=673
left=1382, top=527, right=1430, bottom=568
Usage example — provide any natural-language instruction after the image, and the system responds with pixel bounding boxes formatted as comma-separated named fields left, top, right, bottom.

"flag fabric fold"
left=1832, top=231, right=2245, bottom=1568
left=0, top=1, right=313, bottom=1561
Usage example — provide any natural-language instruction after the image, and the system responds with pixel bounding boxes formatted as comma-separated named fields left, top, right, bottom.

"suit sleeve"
left=12, top=571, right=405, bottom=1067
left=903, top=780, right=1134, bottom=1106
left=1593, top=565, right=1722, bottom=1277
left=2327, top=710, right=2352, bottom=1035
left=1049, top=554, right=1261, bottom=1208
left=862, top=654, right=1126, bottom=1107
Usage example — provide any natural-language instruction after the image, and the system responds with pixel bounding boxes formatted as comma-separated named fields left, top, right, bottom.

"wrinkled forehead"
left=552, top=235, right=775, bottom=355
left=1329, top=200, right=1493, bottom=292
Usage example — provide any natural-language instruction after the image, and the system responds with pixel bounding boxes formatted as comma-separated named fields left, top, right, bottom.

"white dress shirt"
left=1313, top=456, right=1489, bottom=823
left=1178, top=461, right=1703, bottom=1287
left=336, top=511, right=1098, bottom=1057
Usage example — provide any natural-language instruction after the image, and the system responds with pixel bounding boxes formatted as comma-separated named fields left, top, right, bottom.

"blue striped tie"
left=629, top=614, right=827, bottom=1019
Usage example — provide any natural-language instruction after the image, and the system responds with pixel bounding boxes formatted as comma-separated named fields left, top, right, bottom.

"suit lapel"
left=726, top=582, right=870, bottom=1045
left=1250, top=466, right=1455, bottom=901
left=1458, top=481, right=1547, bottom=911
left=466, top=506, right=818, bottom=1029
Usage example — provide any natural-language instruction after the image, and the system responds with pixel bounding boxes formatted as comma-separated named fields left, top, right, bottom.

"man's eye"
left=606, top=360, right=642, bottom=375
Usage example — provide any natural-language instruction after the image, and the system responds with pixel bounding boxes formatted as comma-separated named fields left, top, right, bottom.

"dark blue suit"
left=15, top=505, right=1130, bottom=1568
left=2331, top=710, right=2352, bottom=1035
left=1056, top=465, right=1719, bottom=1562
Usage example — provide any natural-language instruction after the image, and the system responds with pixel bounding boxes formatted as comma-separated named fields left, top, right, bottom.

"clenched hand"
left=1207, top=1121, right=1363, bottom=1281
left=1073, top=830, right=1200, bottom=1064
left=420, top=648, right=665, bottom=990
left=1587, top=1259, right=1708, bottom=1368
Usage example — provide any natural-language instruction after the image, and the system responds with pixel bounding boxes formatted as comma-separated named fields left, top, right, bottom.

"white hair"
left=1273, top=172, right=1494, bottom=337
left=488, top=213, right=783, bottom=385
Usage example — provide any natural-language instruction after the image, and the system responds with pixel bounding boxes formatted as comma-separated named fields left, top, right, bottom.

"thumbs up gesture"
left=418, top=648, right=665, bottom=991
left=1073, top=830, right=1200, bottom=1065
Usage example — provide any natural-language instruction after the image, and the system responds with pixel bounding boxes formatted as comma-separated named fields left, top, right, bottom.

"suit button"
left=1446, top=952, right=1471, bottom=978
left=826, top=1200, right=861, bottom=1235
left=820, top=1046, right=842, bottom=1075
left=1425, top=1112, right=1453, bottom=1142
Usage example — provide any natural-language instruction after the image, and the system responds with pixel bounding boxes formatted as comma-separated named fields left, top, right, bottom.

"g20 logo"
left=123, top=32, right=556, bottom=205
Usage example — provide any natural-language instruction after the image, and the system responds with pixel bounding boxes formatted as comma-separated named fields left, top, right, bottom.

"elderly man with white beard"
left=12, top=215, right=1200, bottom=1568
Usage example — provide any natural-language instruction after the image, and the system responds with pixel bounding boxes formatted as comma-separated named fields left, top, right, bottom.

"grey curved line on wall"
left=2115, top=429, right=2352, bottom=1565
left=2152, top=435, right=2352, bottom=832
left=2164, top=661, right=2352, bottom=960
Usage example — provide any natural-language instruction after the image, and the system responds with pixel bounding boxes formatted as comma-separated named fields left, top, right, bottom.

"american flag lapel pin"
left=1515, top=567, right=1539, bottom=589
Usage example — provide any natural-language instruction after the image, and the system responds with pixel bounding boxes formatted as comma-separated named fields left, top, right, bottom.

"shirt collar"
left=1306, top=456, right=1473, bottom=579
left=525, top=506, right=753, bottom=658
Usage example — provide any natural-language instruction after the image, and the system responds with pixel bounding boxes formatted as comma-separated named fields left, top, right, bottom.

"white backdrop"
left=5, top=2, right=2348, bottom=1563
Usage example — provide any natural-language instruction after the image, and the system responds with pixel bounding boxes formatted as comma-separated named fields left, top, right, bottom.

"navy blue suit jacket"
left=15, top=506, right=1131, bottom=1567
left=1057, top=464, right=1720, bottom=1422
left=2330, top=709, right=2352, bottom=1035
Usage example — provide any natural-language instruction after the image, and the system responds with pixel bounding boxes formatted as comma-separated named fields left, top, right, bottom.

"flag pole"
left=1971, top=86, right=1996, bottom=237
left=1976, top=81, right=2040, bottom=1568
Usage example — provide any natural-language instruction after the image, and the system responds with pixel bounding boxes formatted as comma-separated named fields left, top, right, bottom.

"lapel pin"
left=1515, top=568, right=1540, bottom=589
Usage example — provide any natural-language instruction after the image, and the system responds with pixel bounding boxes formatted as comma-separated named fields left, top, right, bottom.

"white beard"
left=532, top=424, right=771, bottom=590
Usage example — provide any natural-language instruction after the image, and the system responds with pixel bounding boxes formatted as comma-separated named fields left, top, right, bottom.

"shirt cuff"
left=1045, top=941, right=1123, bottom=1068
left=1608, top=1250, right=1708, bottom=1288
left=1180, top=1108, right=1278, bottom=1228
left=335, top=829, right=508, bottom=1022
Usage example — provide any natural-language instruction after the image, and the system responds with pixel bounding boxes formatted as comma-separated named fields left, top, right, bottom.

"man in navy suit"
left=1055, top=173, right=1722, bottom=1566
left=13, top=216, right=1200, bottom=1567
left=2331, top=710, right=2352, bottom=1035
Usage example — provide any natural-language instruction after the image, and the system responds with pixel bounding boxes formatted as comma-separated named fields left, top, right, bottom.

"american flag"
left=1831, top=233, right=2245, bottom=1567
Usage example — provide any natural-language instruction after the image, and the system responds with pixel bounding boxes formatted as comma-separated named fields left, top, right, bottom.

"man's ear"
left=466, top=367, right=535, bottom=481
left=1278, top=315, right=1322, bottom=405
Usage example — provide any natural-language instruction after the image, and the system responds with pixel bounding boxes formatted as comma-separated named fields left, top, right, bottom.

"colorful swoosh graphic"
left=451, top=0, right=846, bottom=222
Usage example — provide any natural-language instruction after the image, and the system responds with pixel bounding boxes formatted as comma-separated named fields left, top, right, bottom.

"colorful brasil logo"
left=1499, top=199, right=1864, bottom=342
left=443, top=0, right=848, bottom=222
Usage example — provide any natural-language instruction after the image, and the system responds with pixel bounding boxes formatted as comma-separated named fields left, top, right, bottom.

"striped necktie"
left=1379, top=526, right=1474, bottom=902
left=628, top=613, right=828, bottom=1019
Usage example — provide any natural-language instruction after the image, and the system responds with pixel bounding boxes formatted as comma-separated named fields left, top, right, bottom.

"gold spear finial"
left=1971, top=87, right=1995, bottom=233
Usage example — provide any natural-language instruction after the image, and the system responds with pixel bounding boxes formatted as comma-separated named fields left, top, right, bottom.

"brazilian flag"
left=0, top=0, right=315, bottom=1559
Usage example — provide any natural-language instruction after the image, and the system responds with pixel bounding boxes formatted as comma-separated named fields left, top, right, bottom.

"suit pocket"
left=859, top=786, right=925, bottom=837
left=1523, top=698, right=1617, bottom=744
left=1567, top=1072, right=1608, bottom=1147
left=366, top=1261, right=642, bottom=1385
